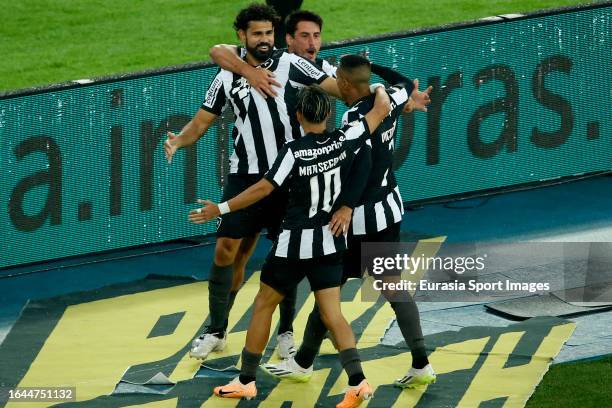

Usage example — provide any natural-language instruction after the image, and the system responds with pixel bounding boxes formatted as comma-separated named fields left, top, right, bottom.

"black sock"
left=294, top=345, right=318, bottom=369
left=208, top=263, right=233, bottom=331
left=222, top=290, right=238, bottom=332
left=412, top=355, right=429, bottom=369
left=348, top=373, right=366, bottom=386
left=293, top=304, right=327, bottom=368
left=339, top=348, right=365, bottom=386
left=389, top=300, right=428, bottom=368
left=239, top=374, right=255, bottom=384
left=240, top=348, right=262, bottom=381
left=205, top=327, right=225, bottom=339
left=278, top=286, right=297, bottom=334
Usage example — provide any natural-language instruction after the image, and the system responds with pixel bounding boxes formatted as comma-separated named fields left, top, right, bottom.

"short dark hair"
left=233, top=3, right=281, bottom=32
left=285, top=10, right=323, bottom=37
left=339, top=54, right=371, bottom=71
left=296, top=85, right=331, bottom=124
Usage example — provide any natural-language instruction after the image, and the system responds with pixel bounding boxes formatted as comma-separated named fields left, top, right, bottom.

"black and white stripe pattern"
left=264, top=119, right=370, bottom=259
left=352, top=186, right=404, bottom=234
left=315, top=58, right=338, bottom=78
left=342, top=84, right=410, bottom=235
left=273, top=226, right=348, bottom=258
left=201, top=50, right=328, bottom=175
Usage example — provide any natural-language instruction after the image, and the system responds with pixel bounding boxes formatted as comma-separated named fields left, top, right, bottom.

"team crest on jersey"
left=231, top=77, right=250, bottom=100
left=260, top=58, right=274, bottom=69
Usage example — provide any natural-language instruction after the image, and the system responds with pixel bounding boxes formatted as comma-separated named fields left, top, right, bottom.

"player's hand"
left=329, top=206, right=353, bottom=237
left=402, top=97, right=415, bottom=114
left=164, top=131, right=180, bottom=164
left=188, top=199, right=219, bottom=224
left=245, top=66, right=281, bottom=98
left=410, top=79, right=432, bottom=112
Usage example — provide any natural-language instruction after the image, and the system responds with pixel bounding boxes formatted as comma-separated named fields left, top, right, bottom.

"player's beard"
left=247, top=41, right=273, bottom=62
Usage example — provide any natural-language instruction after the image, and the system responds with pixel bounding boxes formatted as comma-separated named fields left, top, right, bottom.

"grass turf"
left=526, top=355, right=612, bottom=407
left=1, top=0, right=597, bottom=92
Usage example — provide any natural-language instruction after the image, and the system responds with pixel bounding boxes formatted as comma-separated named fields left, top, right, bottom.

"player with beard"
left=208, top=9, right=427, bottom=361
left=261, top=55, right=437, bottom=390
left=190, top=84, right=391, bottom=406
left=208, top=9, right=358, bottom=360
left=208, top=9, right=342, bottom=360
left=164, top=3, right=342, bottom=361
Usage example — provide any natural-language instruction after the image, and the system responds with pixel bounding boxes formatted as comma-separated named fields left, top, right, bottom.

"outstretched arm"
left=318, top=76, right=343, bottom=99
left=364, top=86, right=392, bottom=133
left=371, top=63, right=432, bottom=112
left=188, top=178, right=276, bottom=224
left=209, top=44, right=281, bottom=97
left=164, top=108, right=217, bottom=163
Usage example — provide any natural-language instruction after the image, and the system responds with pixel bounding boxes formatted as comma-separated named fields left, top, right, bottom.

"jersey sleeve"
left=321, top=60, right=338, bottom=78
left=387, top=85, right=410, bottom=114
left=371, top=63, right=414, bottom=94
left=338, top=117, right=371, bottom=154
left=334, top=144, right=372, bottom=209
left=342, top=105, right=361, bottom=126
left=264, top=144, right=295, bottom=188
left=200, top=69, right=226, bottom=115
left=288, top=54, right=328, bottom=86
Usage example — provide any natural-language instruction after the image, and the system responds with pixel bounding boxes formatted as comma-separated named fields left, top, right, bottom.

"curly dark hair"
left=233, top=3, right=281, bottom=31
left=285, top=10, right=323, bottom=37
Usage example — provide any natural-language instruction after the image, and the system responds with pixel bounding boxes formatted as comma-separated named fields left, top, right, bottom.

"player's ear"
left=296, top=111, right=303, bottom=124
left=237, top=29, right=247, bottom=44
left=285, top=33, right=293, bottom=48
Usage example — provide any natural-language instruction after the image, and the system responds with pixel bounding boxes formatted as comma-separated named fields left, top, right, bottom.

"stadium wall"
left=1, top=3, right=611, bottom=268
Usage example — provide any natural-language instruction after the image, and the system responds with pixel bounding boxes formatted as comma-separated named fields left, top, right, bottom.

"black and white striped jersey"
left=342, top=84, right=410, bottom=235
left=284, top=56, right=338, bottom=140
left=201, top=49, right=329, bottom=175
left=315, top=57, right=338, bottom=78
left=264, top=118, right=370, bottom=259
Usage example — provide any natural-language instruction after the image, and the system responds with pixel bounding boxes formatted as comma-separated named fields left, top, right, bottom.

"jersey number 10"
left=309, top=167, right=341, bottom=218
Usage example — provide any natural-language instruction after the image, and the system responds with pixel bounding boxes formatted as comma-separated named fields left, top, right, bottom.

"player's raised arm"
left=286, top=53, right=342, bottom=99
left=364, top=86, right=392, bottom=133
left=209, top=44, right=280, bottom=98
left=164, top=108, right=217, bottom=164
left=318, top=76, right=342, bottom=99
left=371, top=63, right=432, bottom=112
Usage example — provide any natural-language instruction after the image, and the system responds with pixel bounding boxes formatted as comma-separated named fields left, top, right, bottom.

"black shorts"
left=260, top=252, right=344, bottom=295
left=343, top=221, right=401, bottom=280
left=216, top=174, right=287, bottom=240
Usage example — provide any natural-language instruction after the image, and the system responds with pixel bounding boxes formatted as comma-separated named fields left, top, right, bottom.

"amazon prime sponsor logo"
left=293, top=140, right=343, bottom=160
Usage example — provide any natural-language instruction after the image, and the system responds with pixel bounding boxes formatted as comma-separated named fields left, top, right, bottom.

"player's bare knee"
left=214, top=238, right=240, bottom=265
left=253, top=291, right=278, bottom=314
left=318, top=308, right=343, bottom=330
